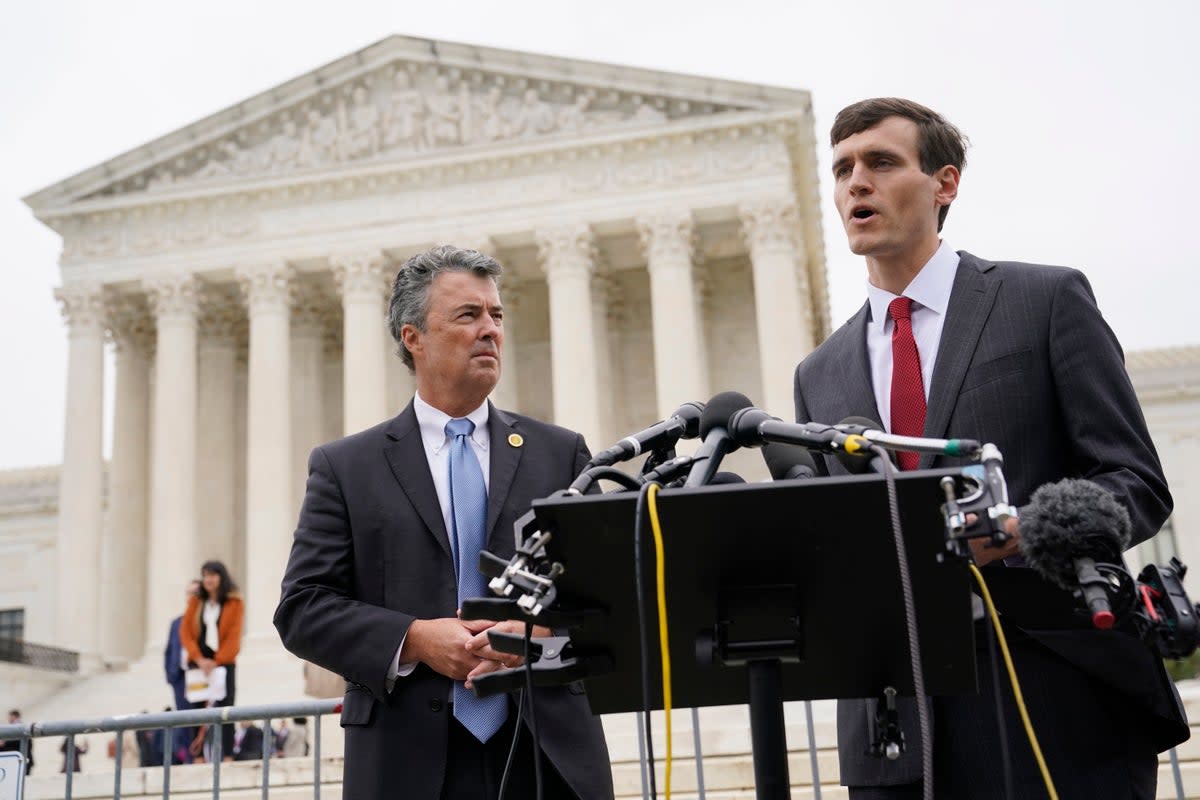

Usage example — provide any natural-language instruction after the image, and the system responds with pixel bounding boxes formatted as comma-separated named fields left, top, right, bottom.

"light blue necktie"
left=445, top=417, right=508, bottom=742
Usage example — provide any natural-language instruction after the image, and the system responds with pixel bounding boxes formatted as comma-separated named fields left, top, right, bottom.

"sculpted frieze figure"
left=423, top=75, right=466, bottom=148
left=339, top=86, right=381, bottom=160
left=383, top=70, right=424, bottom=150
left=121, top=67, right=732, bottom=194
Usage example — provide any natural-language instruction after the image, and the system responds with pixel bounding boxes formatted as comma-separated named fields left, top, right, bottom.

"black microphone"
left=1020, top=478, right=1132, bottom=630
left=683, top=391, right=753, bottom=488
left=586, top=401, right=705, bottom=468
left=727, top=406, right=872, bottom=456
left=834, top=417, right=890, bottom=474
left=762, top=442, right=817, bottom=480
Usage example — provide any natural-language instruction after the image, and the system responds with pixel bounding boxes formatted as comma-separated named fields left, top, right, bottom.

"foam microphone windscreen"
left=762, top=441, right=817, bottom=480
left=1020, top=478, right=1132, bottom=589
left=698, top=391, right=755, bottom=439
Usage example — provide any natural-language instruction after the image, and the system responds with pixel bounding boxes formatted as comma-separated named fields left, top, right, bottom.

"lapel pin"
left=508, top=433, right=524, bottom=448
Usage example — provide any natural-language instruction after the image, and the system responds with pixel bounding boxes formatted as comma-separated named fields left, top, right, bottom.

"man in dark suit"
left=232, top=721, right=264, bottom=761
left=275, top=245, right=613, bottom=800
left=794, top=98, right=1188, bottom=799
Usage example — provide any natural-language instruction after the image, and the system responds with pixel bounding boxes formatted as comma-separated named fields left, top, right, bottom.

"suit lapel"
left=486, top=403, right=523, bottom=545
left=383, top=402, right=453, bottom=559
left=835, top=302, right=885, bottom=425
left=919, top=252, right=1000, bottom=468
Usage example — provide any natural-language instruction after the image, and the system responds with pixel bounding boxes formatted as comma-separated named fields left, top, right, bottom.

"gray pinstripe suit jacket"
left=793, top=251, right=1188, bottom=786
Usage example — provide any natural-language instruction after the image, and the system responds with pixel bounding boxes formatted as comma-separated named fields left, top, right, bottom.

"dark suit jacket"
left=794, top=252, right=1188, bottom=786
left=233, top=725, right=264, bottom=761
left=274, top=401, right=613, bottom=800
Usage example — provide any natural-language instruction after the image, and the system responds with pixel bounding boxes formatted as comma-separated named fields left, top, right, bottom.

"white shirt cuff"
left=384, top=634, right=418, bottom=693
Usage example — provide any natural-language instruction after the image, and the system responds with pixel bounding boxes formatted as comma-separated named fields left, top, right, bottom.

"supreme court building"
left=19, top=35, right=832, bottom=670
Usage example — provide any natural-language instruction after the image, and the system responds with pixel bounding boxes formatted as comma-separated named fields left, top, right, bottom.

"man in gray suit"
left=275, top=245, right=613, bottom=800
left=794, top=98, right=1187, bottom=798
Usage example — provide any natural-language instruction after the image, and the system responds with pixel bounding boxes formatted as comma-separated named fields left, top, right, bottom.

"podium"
left=472, top=469, right=977, bottom=798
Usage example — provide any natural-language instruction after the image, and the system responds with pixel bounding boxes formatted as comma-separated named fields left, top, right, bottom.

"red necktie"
left=888, top=297, right=926, bottom=471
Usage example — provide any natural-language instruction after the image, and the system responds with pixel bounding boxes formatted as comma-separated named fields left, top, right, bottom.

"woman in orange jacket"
left=179, top=560, right=244, bottom=761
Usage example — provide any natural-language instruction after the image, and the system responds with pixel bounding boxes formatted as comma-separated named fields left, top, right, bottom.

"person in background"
left=180, top=560, right=244, bottom=761
left=59, top=737, right=88, bottom=773
left=0, top=709, right=33, bottom=774
left=165, top=580, right=200, bottom=763
left=275, top=717, right=309, bottom=758
left=232, top=721, right=264, bottom=761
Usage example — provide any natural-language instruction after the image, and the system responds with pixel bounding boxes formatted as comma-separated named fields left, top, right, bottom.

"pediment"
left=26, top=35, right=810, bottom=210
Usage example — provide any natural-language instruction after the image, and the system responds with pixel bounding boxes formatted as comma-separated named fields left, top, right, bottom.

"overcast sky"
left=1, top=0, right=1197, bottom=470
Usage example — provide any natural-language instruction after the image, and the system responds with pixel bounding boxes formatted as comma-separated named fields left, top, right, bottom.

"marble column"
left=322, top=328, right=345, bottom=445
left=740, top=198, right=816, bottom=417
left=291, top=283, right=329, bottom=509
left=237, top=262, right=295, bottom=642
left=536, top=224, right=605, bottom=450
left=333, top=252, right=389, bottom=434
left=638, top=210, right=710, bottom=419
left=196, top=288, right=240, bottom=568
left=99, top=293, right=153, bottom=662
left=490, top=283, right=521, bottom=412
left=144, top=274, right=200, bottom=650
left=53, top=283, right=106, bottom=662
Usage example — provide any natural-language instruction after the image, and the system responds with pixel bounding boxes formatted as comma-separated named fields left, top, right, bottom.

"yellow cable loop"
left=968, top=562, right=1058, bottom=800
left=647, top=483, right=672, bottom=799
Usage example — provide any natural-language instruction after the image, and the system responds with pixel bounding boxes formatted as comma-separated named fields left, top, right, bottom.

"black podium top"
left=530, top=469, right=976, bottom=715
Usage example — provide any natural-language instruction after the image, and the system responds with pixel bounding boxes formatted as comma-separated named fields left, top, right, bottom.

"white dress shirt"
left=387, top=394, right=491, bottom=688
left=865, top=241, right=960, bottom=432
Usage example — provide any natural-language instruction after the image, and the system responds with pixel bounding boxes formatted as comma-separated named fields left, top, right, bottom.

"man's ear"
left=935, top=164, right=960, bottom=209
left=400, top=324, right=422, bottom=360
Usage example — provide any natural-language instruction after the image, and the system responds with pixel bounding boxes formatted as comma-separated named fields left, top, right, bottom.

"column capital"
left=236, top=261, right=296, bottom=314
left=536, top=224, right=597, bottom=281
left=636, top=209, right=695, bottom=266
left=739, top=197, right=800, bottom=254
left=103, top=290, right=155, bottom=356
left=198, top=285, right=243, bottom=344
left=55, top=282, right=106, bottom=333
left=144, top=274, right=200, bottom=321
left=292, top=281, right=335, bottom=332
left=331, top=250, right=389, bottom=301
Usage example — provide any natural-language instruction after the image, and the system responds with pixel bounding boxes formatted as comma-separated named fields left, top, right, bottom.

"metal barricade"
left=0, top=699, right=341, bottom=800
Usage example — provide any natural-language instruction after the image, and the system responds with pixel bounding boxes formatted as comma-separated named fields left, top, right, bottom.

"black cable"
left=523, top=621, right=543, bottom=800
left=496, top=688, right=526, bottom=800
left=875, top=444, right=932, bottom=800
left=985, top=606, right=1014, bottom=800
left=634, top=481, right=658, bottom=799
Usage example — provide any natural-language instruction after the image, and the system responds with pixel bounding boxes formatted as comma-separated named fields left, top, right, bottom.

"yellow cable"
left=968, top=563, right=1058, bottom=800
left=647, top=483, right=672, bottom=799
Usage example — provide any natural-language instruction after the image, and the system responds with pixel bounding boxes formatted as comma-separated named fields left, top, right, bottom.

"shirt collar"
left=866, top=241, right=960, bottom=331
left=414, top=393, right=490, bottom=455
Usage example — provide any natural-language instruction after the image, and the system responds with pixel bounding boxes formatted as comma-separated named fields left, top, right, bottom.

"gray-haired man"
left=276, top=246, right=613, bottom=800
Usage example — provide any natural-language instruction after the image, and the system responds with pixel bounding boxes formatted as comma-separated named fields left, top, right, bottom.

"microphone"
left=762, top=442, right=817, bottom=480
left=833, top=416, right=890, bottom=474
left=586, top=401, right=704, bottom=468
left=727, top=406, right=872, bottom=456
left=832, top=420, right=982, bottom=459
left=1020, top=478, right=1132, bottom=630
left=683, top=391, right=753, bottom=488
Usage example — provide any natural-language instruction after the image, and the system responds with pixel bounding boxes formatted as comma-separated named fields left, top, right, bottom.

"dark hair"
left=387, top=245, right=503, bottom=371
left=830, top=97, right=969, bottom=232
left=197, top=560, right=238, bottom=605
